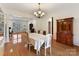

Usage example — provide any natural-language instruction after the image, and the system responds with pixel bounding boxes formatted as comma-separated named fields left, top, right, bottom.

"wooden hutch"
left=56, top=17, right=73, bottom=46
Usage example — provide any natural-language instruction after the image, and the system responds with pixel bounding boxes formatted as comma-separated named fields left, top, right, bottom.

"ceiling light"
left=34, top=3, right=45, bottom=18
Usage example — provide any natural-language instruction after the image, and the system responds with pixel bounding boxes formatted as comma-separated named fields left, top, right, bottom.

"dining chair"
left=27, top=34, right=40, bottom=56
left=35, top=39, right=41, bottom=55
left=44, top=34, right=52, bottom=56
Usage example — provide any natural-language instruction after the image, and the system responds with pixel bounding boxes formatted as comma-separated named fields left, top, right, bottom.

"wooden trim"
left=52, top=17, right=53, bottom=34
left=57, top=17, right=74, bottom=20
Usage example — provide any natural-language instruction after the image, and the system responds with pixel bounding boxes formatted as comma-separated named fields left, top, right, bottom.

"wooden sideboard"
left=56, top=17, right=73, bottom=46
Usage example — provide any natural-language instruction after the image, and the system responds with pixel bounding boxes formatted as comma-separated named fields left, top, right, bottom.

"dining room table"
left=28, top=33, right=46, bottom=55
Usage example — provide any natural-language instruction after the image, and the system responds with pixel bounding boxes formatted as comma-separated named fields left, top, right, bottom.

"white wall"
left=36, top=18, right=48, bottom=33
left=35, top=14, right=52, bottom=34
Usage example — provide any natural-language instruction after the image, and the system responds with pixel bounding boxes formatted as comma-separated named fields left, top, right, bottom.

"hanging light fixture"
left=34, top=3, right=45, bottom=18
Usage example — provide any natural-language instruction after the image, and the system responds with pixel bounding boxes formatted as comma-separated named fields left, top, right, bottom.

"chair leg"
left=39, top=49, right=40, bottom=56
left=29, top=44, right=30, bottom=52
left=50, top=47, right=51, bottom=56
left=45, top=48, right=46, bottom=56
left=36, top=50, right=38, bottom=56
left=36, top=50, right=41, bottom=56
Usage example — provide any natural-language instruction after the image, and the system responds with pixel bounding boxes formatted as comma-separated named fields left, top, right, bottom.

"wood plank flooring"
left=3, top=40, right=79, bottom=56
left=3, top=32, right=79, bottom=56
left=4, top=42, right=36, bottom=56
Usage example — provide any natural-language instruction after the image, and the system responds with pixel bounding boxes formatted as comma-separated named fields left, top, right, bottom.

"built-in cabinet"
left=56, top=17, right=73, bottom=46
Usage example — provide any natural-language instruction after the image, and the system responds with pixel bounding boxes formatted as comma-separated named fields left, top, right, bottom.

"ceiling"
left=0, top=3, right=60, bottom=16
left=1, top=3, right=79, bottom=18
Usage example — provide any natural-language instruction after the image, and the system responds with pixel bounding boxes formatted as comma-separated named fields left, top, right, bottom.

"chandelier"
left=34, top=3, right=45, bottom=18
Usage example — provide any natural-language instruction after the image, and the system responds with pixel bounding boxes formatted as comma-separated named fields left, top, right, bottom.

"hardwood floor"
left=4, top=42, right=36, bottom=56
left=3, top=40, right=79, bottom=56
left=2, top=32, right=79, bottom=56
left=0, top=47, right=4, bottom=56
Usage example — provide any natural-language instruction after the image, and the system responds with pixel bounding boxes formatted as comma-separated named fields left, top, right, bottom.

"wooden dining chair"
left=43, top=31, right=46, bottom=35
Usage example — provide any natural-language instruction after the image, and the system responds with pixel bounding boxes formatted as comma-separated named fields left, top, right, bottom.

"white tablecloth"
left=29, top=33, right=46, bottom=51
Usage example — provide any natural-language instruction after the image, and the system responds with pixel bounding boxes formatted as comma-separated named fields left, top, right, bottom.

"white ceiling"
left=1, top=3, right=79, bottom=18
left=0, top=3, right=60, bottom=15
